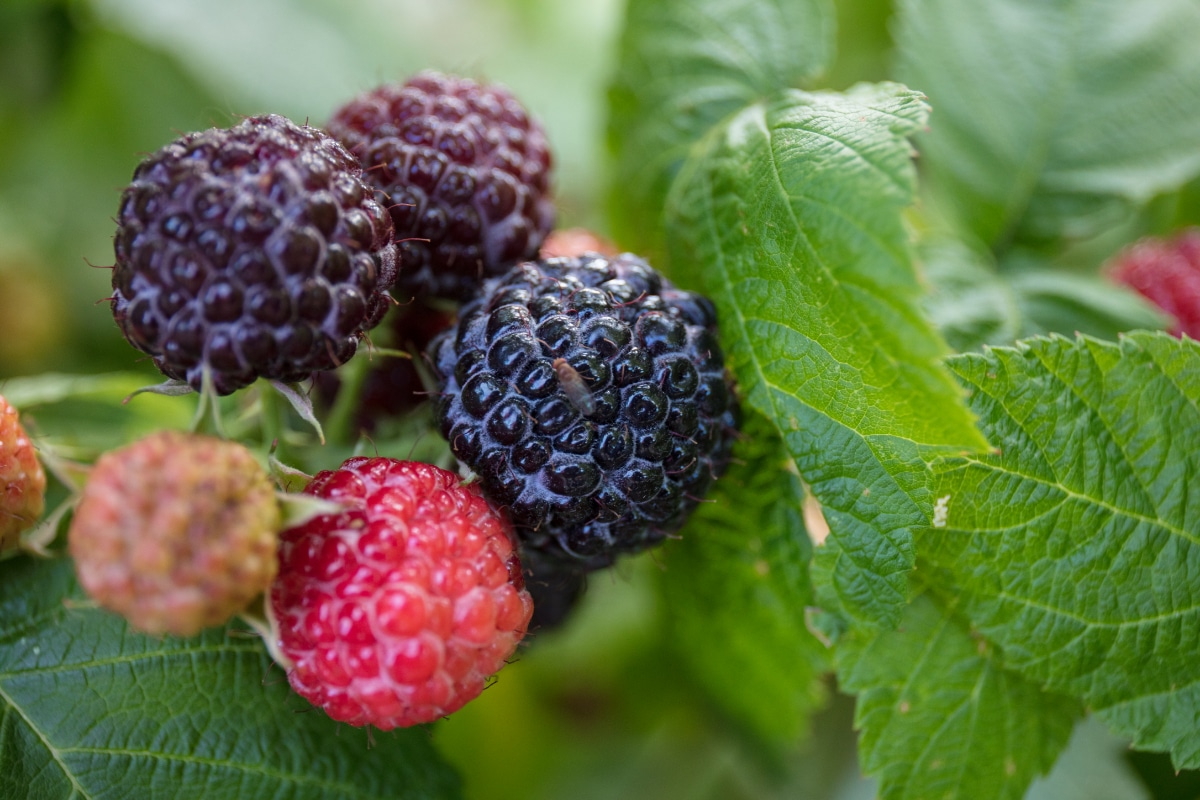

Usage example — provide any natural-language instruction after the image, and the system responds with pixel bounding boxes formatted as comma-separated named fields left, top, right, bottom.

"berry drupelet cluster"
left=429, top=253, right=739, bottom=568
left=0, top=395, right=45, bottom=553
left=111, top=114, right=398, bottom=395
left=68, top=431, right=280, bottom=637
left=269, top=458, right=532, bottom=729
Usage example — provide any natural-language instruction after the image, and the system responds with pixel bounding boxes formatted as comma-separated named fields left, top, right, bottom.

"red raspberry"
left=268, top=458, right=533, bottom=729
left=0, top=395, right=45, bottom=553
left=1107, top=228, right=1200, bottom=338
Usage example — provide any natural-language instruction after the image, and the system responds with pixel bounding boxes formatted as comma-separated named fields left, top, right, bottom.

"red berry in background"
left=1107, top=227, right=1200, bottom=338
left=0, top=395, right=45, bottom=553
left=268, top=458, right=533, bottom=729
left=327, top=71, right=554, bottom=301
left=111, top=114, right=399, bottom=395
left=538, top=227, right=619, bottom=260
left=68, top=431, right=281, bottom=636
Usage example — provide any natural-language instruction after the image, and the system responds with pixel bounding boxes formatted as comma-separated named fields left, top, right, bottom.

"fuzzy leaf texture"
left=663, top=85, right=987, bottom=629
left=607, top=0, right=834, bottom=258
left=0, top=557, right=462, bottom=799
left=897, top=0, right=1200, bottom=247
left=658, top=412, right=827, bottom=744
left=836, top=594, right=1080, bottom=800
left=925, top=332, right=1200, bottom=769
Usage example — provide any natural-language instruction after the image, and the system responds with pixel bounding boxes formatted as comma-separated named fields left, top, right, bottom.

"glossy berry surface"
left=111, top=114, right=399, bottom=395
left=1108, top=227, right=1200, bottom=338
left=327, top=71, right=554, bottom=300
left=269, top=458, right=532, bottom=729
left=430, top=254, right=739, bottom=565
left=68, top=431, right=280, bottom=636
left=0, top=395, right=45, bottom=553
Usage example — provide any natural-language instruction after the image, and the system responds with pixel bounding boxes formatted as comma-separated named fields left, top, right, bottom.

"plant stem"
left=325, top=354, right=369, bottom=448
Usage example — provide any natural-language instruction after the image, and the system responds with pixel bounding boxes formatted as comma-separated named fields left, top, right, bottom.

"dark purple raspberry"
left=111, top=114, right=398, bottom=395
left=429, top=254, right=739, bottom=566
left=327, top=71, right=554, bottom=301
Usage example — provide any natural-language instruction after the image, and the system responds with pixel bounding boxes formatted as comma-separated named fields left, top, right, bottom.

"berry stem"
left=325, top=351, right=371, bottom=448
left=259, top=385, right=286, bottom=461
left=189, top=369, right=229, bottom=439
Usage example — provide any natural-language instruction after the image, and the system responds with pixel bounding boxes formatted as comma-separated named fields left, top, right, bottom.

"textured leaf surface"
left=668, top=85, right=987, bottom=628
left=659, top=413, right=827, bottom=743
left=607, top=0, right=833, bottom=256
left=927, top=332, right=1200, bottom=768
left=897, top=0, right=1200, bottom=246
left=0, top=557, right=461, bottom=799
left=836, top=594, right=1079, bottom=800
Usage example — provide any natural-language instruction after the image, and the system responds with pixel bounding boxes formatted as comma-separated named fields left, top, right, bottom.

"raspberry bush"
left=2, top=1, right=1200, bottom=799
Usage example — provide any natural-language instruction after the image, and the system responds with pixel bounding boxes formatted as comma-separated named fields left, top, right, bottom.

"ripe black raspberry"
left=327, top=71, right=554, bottom=301
left=112, top=114, right=399, bottom=396
left=430, top=254, right=739, bottom=566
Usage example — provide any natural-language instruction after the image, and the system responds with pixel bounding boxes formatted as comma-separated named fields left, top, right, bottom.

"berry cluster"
left=76, top=68, right=736, bottom=731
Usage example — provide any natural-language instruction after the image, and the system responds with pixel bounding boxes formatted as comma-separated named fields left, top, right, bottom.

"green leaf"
left=1006, top=269, right=1171, bottom=341
left=668, top=84, right=987, bottom=628
left=659, top=413, right=827, bottom=744
left=897, top=0, right=1200, bottom=247
left=0, top=557, right=462, bottom=799
left=1, top=371, right=196, bottom=461
left=607, top=0, right=834, bottom=256
left=919, top=237, right=1171, bottom=353
left=836, top=594, right=1080, bottom=800
left=920, top=236, right=1023, bottom=352
left=926, top=332, right=1200, bottom=768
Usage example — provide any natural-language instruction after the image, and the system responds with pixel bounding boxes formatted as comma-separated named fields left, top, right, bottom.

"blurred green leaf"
left=919, top=237, right=1171, bottom=353
left=1007, top=268, right=1170, bottom=340
left=0, top=557, right=461, bottom=799
left=897, top=0, right=1200, bottom=248
left=666, top=84, right=985, bottom=628
left=659, top=413, right=827, bottom=745
left=836, top=594, right=1080, bottom=800
left=919, top=236, right=1023, bottom=352
left=1, top=371, right=195, bottom=460
left=928, top=332, right=1200, bottom=768
left=607, top=0, right=834, bottom=257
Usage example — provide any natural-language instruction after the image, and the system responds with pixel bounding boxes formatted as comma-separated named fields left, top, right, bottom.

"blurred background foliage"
left=0, top=1, right=1195, bottom=798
